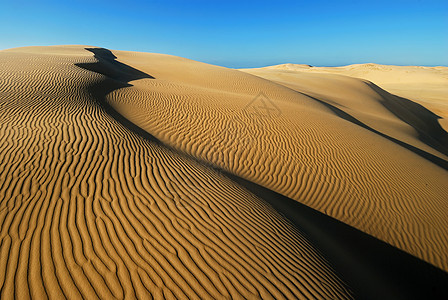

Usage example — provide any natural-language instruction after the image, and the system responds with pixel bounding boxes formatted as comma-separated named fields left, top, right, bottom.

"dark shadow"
left=301, top=92, right=448, bottom=170
left=77, top=48, right=154, bottom=82
left=367, top=82, right=448, bottom=157
left=75, top=48, right=448, bottom=299
left=225, top=173, right=448, bottom=300
left=75, top=48, right=163, bottom=146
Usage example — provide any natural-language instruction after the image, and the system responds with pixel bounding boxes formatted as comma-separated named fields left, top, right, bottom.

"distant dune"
left=1, top=46, right=447, bottom=299
left=247, top=63, right=448, bottom=130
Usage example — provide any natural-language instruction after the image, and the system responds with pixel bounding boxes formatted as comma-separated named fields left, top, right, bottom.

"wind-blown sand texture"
left=0, top=46, right=352, bottom=299
left=0, top=45, right=447, bottom=299
left=106, top=51, right=448, bottom=270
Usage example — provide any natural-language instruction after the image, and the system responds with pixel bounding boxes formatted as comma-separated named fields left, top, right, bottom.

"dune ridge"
left=104, top=50, right=448, bottom=272
left=0, top=46, right=353, bottom=299
left=249, top=63, right=448, bottom=130
left=1, top=45, right=448, bottom=299
left=78, top=48, right=448, bottom=298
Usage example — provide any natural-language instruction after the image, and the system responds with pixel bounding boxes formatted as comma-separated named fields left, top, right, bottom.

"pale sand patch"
left=249, top=63, right=448, bottom=130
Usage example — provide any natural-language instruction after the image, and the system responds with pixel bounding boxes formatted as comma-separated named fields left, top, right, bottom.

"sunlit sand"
left=1, top=45, right=447, bottom=299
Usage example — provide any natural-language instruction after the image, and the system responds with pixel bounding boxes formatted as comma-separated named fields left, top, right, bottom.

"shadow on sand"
left=75, top=48, right=163, bottom=146
left=368, top=82, right=448, bottom=157
left=227, top=173, right=448, bottom=300
left=76, top=48, right=448, bottom=299
left=301, top=91, right=448, bottom=170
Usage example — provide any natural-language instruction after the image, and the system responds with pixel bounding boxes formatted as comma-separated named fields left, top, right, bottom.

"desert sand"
left=247, top=63, right=448, bottom=130
left=0, top=45, right=447, bottom=299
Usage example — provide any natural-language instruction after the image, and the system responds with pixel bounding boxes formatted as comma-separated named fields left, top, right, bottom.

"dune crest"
left=0, top=46, right=354, bottom=299
left=104, top=50, right=448, bottom=273
left=251, top=63, right=448, bottom=130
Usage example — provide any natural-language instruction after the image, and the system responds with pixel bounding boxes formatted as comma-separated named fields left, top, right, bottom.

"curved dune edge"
left=230, top=173, right=448, bottom=299
left=104, top=49, right=448, bottom=272
left=0, top=46, right=353, bottom=298
left=74, top=48, right=448, bottom=298
left=239, top=67, right=448, bottom=161
left=250, top=63, right=448, bottom=131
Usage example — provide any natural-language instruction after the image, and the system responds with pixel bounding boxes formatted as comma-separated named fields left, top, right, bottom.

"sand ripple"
left=0, top=46, right=352, bottom=299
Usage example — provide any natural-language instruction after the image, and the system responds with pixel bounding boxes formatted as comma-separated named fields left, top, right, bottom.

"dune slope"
left=104, top=50, right=448, bottom=273
left=0, top=46, right=352, bottom=299
left=252, top=63, right=448, bottom=130
left=1, top=45, right=448, bottom=299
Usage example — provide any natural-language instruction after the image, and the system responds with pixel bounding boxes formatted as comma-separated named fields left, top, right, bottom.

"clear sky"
left=1, top=0, right=447, bottom=68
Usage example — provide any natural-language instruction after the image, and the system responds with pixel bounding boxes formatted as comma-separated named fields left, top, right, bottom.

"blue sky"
left=1, top=0, right=447, bottom=67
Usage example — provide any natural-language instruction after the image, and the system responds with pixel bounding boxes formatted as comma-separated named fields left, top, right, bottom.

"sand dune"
left=252, top=63, right=448, bottom=130
left=0, top=46, right=352, bottom=299
left=0, top=45, right=447, bottom=299
left=240, top=66, right=448, bottom=160
left=103, top=50, right=448, bottom=273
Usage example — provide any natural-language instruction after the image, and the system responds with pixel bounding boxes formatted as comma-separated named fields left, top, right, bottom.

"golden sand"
left=106, top=50, right=448, bottom=271
left=0, top=46, right=352, bottom=299
left=1, top=45, right=447, bottom=298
